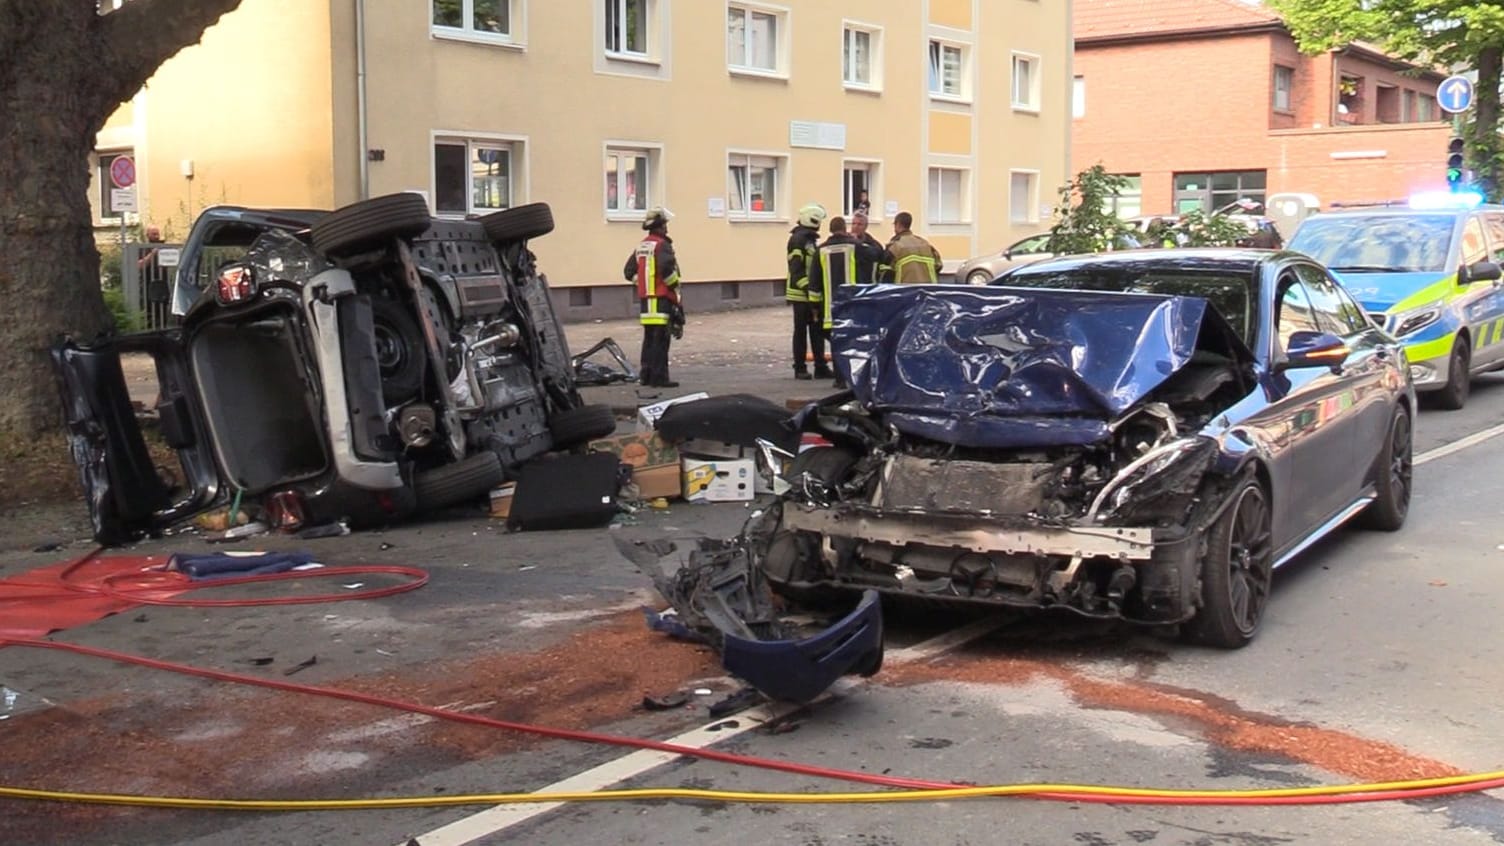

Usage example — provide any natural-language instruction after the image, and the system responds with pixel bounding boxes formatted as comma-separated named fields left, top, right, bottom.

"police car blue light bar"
left=1408, top=190, right=1485, bottom=209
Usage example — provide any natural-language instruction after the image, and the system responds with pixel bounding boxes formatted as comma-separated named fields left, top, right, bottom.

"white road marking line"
left=401, top=617, right=1009, bottom=846
left=1415, top=420, right=1504, bottom=466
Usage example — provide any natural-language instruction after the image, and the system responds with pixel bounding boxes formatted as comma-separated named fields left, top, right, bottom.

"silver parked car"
left=955, top=233, right=1053, bottom=285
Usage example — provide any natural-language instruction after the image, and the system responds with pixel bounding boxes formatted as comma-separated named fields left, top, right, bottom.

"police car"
left=1286, top=192, right=1504, bottom=409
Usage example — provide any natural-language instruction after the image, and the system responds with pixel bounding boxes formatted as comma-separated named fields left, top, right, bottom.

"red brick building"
left=1073, top=0, right=1453, bottom=216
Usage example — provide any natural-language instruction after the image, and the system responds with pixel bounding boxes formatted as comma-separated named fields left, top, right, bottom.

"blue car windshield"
left=1000, top=267, right=1257, bottom=345
left=1288, top=214, right=1455, bottom=273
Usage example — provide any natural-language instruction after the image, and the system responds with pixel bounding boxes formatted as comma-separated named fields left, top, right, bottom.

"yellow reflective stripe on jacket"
left=637, top=241, right=669, bottom=325
left=640, top=298, right=668, bottom=325
left=819, top=244, right=857, bottom=329
left=894, top=254, right=938, bottom=283
left=786, top=248, right=811, bottom=302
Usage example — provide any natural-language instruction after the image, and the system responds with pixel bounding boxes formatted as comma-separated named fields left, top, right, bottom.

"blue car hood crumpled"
left=829, top=284, right=1253, bottom=449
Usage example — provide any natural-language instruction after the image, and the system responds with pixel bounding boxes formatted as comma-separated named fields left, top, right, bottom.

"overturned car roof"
left=829, top=283, right=1256, bottom=449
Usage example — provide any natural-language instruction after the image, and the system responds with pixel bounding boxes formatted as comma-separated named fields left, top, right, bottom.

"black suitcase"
left=506, top=452, right=623, bottom=532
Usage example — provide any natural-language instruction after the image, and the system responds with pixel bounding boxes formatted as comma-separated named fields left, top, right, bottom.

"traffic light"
left=1447, top=136, right=1466, bottom=191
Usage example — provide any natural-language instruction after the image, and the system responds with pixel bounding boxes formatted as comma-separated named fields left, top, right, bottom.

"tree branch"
left=90, top=0, right=244, bottom=114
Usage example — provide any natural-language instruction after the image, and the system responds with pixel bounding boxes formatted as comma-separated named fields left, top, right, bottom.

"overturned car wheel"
left=1182, top=478, right=1273, bottom=649
left=481, top=202, right=555, bottom=244
left=310, top=193, right=433, bottom=258
left=549, top=404, right=618, bottom=449
left=413, top=452, right=505, bottom=512
left=369, top=297, right=428, bottom=405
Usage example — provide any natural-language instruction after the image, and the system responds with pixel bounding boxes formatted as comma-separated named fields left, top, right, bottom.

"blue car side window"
left=1276, top=276, right=1322, bottom=355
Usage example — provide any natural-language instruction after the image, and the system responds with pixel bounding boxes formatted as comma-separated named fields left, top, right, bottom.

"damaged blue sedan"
left=754, top=249, right=1414, bottom=648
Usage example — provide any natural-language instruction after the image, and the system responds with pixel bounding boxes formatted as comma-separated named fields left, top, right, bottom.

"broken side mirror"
left=1002, top=249, right=1014, bottom=261
left=1463, top=260, right=1503, bottom=285
left=1279, top=330, right=1350, bottom=371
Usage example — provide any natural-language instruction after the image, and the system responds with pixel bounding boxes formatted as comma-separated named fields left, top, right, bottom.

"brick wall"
left=1074, top=31, right=1452, bottom=214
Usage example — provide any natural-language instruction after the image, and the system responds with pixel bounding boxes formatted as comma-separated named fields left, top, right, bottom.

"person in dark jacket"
left=850, top=212, right=893, bottom=284
left=624, top=207, right=682, bottom=388
left=809, top=216, right=871, bottom=389
left=786, top=202, right=829, bottom=380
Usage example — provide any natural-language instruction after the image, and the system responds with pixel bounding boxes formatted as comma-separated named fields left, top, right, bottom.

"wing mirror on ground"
left=1463, top=260, right=1503, bottom=284
left=1279, top=331, right=1351, bottom=371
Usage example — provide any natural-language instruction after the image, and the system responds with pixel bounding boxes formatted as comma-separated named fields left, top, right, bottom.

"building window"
left=843, top=161, right=880, bottom=217
left=1011, top=52, right=1040, bottom=110
left=97, top=150, right=134, bottom=220
left=843, top=23, right=882, bottom=90
left=1273, top=65, right=1293, bottom=112
left=1418, top=93, right=1437, bottom=122
left=1009, top=171, right=1039, bottom=224
left=1072, top=75, right=1086, bottom=119
left=605, top=0, right=649, bottom=57
left=1173, top=171, right=1266, bottom=215
left=432, top=0, right=516, bottom=44
left=1402, top=89, right=1417, bottom=122
left=568, top=288, right=593, bottom=308
left=434, top=138, right=519, bottom=216
left=928, top=167, right=969, bottom=225
left=1337, top=74, right=1363, bottom=122
left=728, top=4, right=784, bottom=76
left=605, top=146, right=655, bottom=217
left=1109, top=175, right=1142, bottom=219
left=727, top=152, right=784, bottom=218
left=928, top=40, right=967, bottom=100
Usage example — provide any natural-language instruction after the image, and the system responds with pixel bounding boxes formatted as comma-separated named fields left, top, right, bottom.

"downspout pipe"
left=356, top=0, right=370, bottom=200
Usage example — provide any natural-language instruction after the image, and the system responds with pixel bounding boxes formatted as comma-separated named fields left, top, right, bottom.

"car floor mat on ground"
left=506, top=452, right=623, bottom=532
left=654, top=393, right=801, bottom=453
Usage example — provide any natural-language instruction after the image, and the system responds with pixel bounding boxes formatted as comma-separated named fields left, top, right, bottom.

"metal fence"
left=122, top=243, right=183, bottom=331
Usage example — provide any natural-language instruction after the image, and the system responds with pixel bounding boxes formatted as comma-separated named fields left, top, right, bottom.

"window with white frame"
left=1109, top=175, right=1142, bottom=219
left=1012, top=53, right=1040, bottom=110
left=928, top=40, right=966, bottom=99
left=727, top=152, right=784, bottom=218
left=1009, top=171, right=1039, bottom=224
left=605, top=146, right=655, bottom=216
left=727, top=4, right=784, bottom=75
left=605, top=0, right=649, bottom=57
left=1072, top=75, right=1086, bottom=119
left=843, top=162, right=880, bottom=217
left=843, top=24, right=881, bottom=89
left=927, top=167, right=969, bottom=224
left=434, top=138, right=520, bottom=216
left=432, top=0, right=516, bottom=42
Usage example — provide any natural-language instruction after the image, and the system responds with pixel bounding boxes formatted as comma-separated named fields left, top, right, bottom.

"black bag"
left=506, top=453, right=623, bottom=532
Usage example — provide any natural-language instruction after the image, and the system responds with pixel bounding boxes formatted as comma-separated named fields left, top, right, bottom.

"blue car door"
left=1469, top=212, right=1504, bottom=368
left=1258, top=269, right=1360, bottom=549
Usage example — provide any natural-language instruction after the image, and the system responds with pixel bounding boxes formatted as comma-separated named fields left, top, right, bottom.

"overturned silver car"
left=748, top=251, right=1414, bottom=648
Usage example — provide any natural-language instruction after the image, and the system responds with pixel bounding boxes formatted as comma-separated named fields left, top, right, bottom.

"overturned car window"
left=999, top=268, right=1257, bottom=344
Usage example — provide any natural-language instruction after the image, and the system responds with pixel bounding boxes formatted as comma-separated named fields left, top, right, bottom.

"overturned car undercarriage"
left=745, top=284, right=1262, bottom=625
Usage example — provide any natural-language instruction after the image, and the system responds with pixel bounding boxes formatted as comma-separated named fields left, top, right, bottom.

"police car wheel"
left=1435, top=339, right=1471, bottom=411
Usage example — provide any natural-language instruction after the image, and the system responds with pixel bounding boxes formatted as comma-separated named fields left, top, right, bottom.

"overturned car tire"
left=369, top=297, right=428, bottom=405
left=481, top=202, right=555, bottom=244
left=549, top=404, right=618, bottom=449
left=413, top=452, right=505, bottom=512
left=310, top=193, right=433, bottom=258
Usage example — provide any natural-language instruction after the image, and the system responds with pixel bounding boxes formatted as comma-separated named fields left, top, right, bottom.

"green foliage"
left=1176, top=210, right=1254, bottom=248
left=101, top=284, right=144, bottom=333
left=1045, top=165, right=1135, bottom=256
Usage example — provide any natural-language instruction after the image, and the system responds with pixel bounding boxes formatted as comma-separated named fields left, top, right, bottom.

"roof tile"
left=1075, top=0, right=1281, bottom=41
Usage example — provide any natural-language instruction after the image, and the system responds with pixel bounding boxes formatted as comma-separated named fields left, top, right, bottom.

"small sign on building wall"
left=790, top=121, right=847, bottom=151
left=884, top=200, right=900, bottom=218
left=707, top=197, right=726, bottom=218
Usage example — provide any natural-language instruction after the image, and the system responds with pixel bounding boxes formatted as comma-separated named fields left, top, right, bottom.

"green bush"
left=102, top=284, right=145, bottom=333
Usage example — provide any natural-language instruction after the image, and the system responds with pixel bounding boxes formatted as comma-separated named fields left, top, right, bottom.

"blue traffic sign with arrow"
left=1438, top=75, right=1474, bottom=114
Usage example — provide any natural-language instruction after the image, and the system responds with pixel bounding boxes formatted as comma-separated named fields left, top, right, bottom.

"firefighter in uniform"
left=786, top=203, right=830, bottom=380
left=887, top=211, right=943, bottom=283
left=809, top=216, right=865, bottom=389
left=624, top=207, right=682, bottom=388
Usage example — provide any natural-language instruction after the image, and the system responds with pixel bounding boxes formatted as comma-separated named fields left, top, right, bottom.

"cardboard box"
left=589, top=431, right=681, bottom=469
left=637, top=392, right=710, bottom=431
left=683, top=458, right=756, bottom=503
left=631, top=464, right=684, bottom=500
left=678, top=437, right=747, bottom=460
left=488, top=483, right=517, bottom=519
left=590, top=431, right=682, bottom=500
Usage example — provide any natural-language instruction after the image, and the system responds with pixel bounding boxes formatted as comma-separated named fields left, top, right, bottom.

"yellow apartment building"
left=92, top=0, right=1073, bottom=318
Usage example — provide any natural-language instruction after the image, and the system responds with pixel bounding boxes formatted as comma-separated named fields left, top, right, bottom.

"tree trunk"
left=1472, top=46, right=1503, bottom=201
left=0, top=6, right=112, bottom=442
left=0, top=0, right=245, bottom=444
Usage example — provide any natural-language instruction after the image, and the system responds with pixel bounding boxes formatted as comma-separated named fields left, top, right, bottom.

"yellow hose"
left=5, top=769, right=1504, bottom=812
